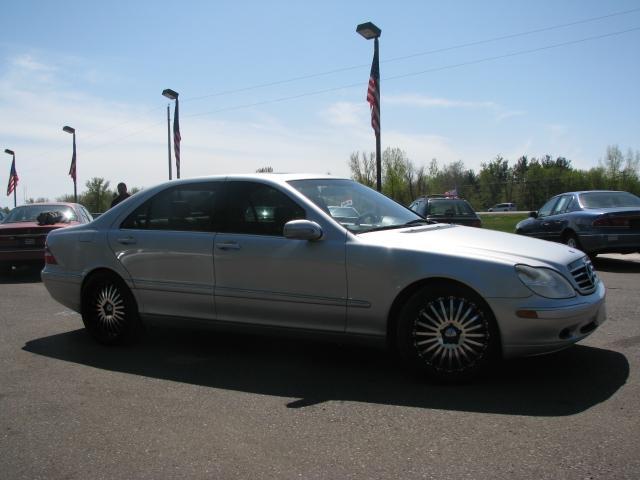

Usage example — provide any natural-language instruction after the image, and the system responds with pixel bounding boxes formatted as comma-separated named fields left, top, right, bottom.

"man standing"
left=110, top=182, right=131, bottom=208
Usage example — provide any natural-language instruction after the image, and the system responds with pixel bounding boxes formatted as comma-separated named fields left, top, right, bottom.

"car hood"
left=358, top=224, right=583, bottom=269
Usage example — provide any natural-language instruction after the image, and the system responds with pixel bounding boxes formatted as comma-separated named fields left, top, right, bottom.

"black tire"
left=81, top=272, right=142, bottom=345
left=563, top=232, right=586, bottom=253
left=396, top=283, right=500, bottom=382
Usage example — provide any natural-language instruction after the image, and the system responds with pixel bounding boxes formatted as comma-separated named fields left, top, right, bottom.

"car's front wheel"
left=396, top=283, right=500, bottom=381
left=82, top=272, right=142, bottom=345
left=563, top=232, right=582, bottom=251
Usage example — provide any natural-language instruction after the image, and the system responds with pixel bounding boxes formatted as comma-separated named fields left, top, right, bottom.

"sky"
left=1, top=0, right=639, bottom=209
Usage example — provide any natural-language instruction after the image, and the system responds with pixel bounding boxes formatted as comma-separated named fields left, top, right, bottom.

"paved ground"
left=1, top=256, right=639, bottom=479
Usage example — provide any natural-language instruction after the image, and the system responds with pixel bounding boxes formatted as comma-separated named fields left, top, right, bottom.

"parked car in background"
left=489, top=202, right=517, bottom=212
left=409, top=195, right=482, bottom=227
left=0, top=202, right=93, bottom=273
left=515, top=190, right=640, bottom=256
left=42, top=174, right=605, bottom=382
left=327, top=205, right=360, bottom=224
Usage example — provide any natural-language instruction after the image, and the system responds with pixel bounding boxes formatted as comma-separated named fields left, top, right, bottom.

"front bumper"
left=488, top=281, right=606, bottom=358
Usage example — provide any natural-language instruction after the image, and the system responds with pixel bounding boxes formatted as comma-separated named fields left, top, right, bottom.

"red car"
left=0, top=203, right=93, bottom=273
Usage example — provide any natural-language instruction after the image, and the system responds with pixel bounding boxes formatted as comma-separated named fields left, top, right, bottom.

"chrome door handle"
left=117, top=236, right=137, bottom=245
left=216, top=242, right=240, bottom=250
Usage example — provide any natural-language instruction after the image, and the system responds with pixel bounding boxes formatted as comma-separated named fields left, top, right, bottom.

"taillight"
left=593, top=215, right=634, bottom=228
left=471, top=219, right=482, bottom=228
left=44, top=243, right=58, bottom=265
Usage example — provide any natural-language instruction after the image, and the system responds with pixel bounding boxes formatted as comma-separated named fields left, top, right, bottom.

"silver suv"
left=489, top=202, right=516, bottom=212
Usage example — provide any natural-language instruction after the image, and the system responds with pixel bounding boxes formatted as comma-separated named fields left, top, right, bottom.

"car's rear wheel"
left=82, top=272, right=142, bottom=345
left=396, top=283, right=500, bottom=382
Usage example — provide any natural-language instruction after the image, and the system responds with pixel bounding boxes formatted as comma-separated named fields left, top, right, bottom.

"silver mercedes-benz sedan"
left=42, top=174, right=606, bottom=381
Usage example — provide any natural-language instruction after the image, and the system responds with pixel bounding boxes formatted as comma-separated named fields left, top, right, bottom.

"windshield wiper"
left=403, top=218, right=436, bottom=225
left=356, top=219, right=436, bottom=234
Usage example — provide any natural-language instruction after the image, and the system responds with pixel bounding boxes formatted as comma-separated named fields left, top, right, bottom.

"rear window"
left=579, top=192, right=640, bottom=208
left=427, top=199, right=476, bottom=216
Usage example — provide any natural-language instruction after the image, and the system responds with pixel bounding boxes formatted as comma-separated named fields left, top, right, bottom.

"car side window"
left=537, top=198, right=558, bottom=218
left=221, top=181, right=305, bottom=236
left=551, top=195, right=572, bottom=215
left=565, top=196, right=579, bottom=212
left=409, top=200, right=425, bottom=216
left=121, top=183, right=220, bottom=232
left=80, top=206, right=93, bottom=222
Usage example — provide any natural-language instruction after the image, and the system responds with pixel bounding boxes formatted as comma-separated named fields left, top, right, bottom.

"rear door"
left=108, top=182, right=221, bottom=320
left=544, top=195, right=574, bottom=242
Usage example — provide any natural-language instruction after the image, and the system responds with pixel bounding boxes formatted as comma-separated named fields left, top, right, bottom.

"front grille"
left=569, top=257, right=598, bottom=294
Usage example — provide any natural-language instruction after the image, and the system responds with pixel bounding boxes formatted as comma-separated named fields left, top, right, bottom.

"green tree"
left=348, top=151, right=376, bottom=188
left=83, top=177, right=111, bottom=213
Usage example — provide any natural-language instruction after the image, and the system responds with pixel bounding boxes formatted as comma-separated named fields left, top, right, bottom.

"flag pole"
left=356, top=21, right=382, bottom=191
left=162, top=89, right=179, bottom=180
left=72, top=132, right=77, bottom=202
left=374, top=36, right=381, bottom=192
left=4, top=149, right=17, bottom=208
left=166, top=104, right=172, bottom=180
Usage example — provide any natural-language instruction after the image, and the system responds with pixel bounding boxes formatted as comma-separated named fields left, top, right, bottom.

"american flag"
left=6, top=156, right=18, bottom=196
left=367, top=40, right=380, bottom=136
left=173, top=98, right=181, bottom=178
left=69, top=134, right=77, bottom=182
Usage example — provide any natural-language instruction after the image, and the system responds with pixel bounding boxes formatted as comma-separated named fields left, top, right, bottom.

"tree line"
left=349, top=145, right=640, bottom=211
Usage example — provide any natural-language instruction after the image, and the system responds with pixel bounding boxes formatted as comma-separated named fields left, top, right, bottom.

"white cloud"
left=385, top=93, right=496, bottom=109
left=322, top=101, right=367, bottom=127
left=496, top=110, right=526, bottom=121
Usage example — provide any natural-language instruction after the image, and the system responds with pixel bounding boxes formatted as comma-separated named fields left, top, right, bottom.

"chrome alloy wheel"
left=413, top=296, right=490, bottom=373
left=95, top=284, right=126, bottom=334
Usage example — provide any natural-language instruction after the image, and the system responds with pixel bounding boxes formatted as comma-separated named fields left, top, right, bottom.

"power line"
left=185, top=26, right=640, bottom=119
left=18, top=13, right=640, bottom=167
left=182, top=6, right=640, bottom=103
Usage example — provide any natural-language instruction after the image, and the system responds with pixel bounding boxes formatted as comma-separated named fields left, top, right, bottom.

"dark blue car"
left=515, top=190, right=640, bottom=256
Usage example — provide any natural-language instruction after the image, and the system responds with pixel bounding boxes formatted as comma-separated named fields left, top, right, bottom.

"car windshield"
left=3, top=205, right=77, bottom=223
left=579, top=192, right=640, bottom=209
left=288, top=178, right=423, bottom=233
left=427, top=199, right=475, bottom=216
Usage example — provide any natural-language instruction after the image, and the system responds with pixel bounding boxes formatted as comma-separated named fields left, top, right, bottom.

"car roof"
left=554, top=190, right=629, bottom=196
left=11, top=202, right=80, bottom=208
left=182, top=173, right=345, bottom=183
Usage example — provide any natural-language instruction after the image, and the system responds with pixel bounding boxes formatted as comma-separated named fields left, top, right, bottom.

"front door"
left=213, top=181, right=347, bottom=332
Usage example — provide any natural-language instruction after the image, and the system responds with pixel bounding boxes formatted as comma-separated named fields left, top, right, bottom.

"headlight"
left=515, top=265, right=576, bottom=299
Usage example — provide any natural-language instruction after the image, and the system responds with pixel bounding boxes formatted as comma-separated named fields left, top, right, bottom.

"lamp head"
left=63, top=126, right=75, bottom=134
left=4, top=149, right=14, bottom=155
left=162, top=88, right=179, bottom=100
left=356, top=22, right=381, bottom=40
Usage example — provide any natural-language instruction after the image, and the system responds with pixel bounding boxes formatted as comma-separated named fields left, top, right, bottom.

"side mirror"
left=529, top=211, right=538, bottom=218
left=283, top=219, right=323, bottom=241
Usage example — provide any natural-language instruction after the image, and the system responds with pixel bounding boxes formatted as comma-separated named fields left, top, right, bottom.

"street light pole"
left=63, top=126, right=77, bottom=202
left=162, top=89, right=179, bottom=180
left=4, top=149, right=16, bottom=208
left=356, top=21, right=382, bottom=191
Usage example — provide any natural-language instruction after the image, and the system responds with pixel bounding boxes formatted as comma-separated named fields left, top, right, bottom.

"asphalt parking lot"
left=1, top=255, right=639, bottom=479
